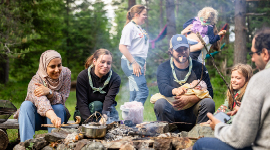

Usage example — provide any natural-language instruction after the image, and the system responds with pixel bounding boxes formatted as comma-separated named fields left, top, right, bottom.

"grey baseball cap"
left=170, top=34, right=189, bottom=50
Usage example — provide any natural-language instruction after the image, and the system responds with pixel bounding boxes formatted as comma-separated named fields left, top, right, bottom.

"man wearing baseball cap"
left=153, top=34, right=215, bottom=130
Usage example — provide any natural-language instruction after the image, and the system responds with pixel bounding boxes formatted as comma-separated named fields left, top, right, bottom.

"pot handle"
left=83, top=111, right=105, bottom=124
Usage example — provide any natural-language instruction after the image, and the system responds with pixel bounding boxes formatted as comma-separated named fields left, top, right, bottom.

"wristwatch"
left=49, top=89, right=52, bottom=95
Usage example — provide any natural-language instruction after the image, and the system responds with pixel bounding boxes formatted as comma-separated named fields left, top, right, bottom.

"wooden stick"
left=71, top=116, right=81, bottom=124
left=41, top=124, right=69, bottom=128
left=41, top=116, right=81, bottom=128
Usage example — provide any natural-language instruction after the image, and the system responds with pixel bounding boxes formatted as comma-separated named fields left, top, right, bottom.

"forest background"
left=0, top=0, right=270, bottom=142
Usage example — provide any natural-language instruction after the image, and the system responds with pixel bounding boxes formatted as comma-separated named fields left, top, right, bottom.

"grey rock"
left=35, top=133, right=48, bottom=139
left=187, top=124, right=214, bottom=138
left=45, top=132, right=67, bottom=143
left=13, top=142, right=26, bottom=150
left=179, top=131, right=188, bottom=137
left=67, top=142, right=77, bottom=149
left=42, top=145, right=54, bottom=150
left=24, top=137, right=48, bottom=150
left=83, top=142, right=105, bottom=150
left=75, top=139, right=89, bottom=150
left=57, top=144, right=67, bottom=150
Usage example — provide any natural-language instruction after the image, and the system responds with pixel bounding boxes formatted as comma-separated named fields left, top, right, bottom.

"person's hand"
left=236, top=101, right=241, bottom=107
left=181, top=24, right=193, bottom=35
left=207, top=113, right=221, bottom=130
left=227, top=104, right=240, bottom=116
left=218, top=30, right=226, bottom=35
left=132, top=62, right=142, bottom=77
left=172, top=87, right=187, bottom=96
left=227, top=110, right=237, bottom=116
left=51, top=115, right=62, bottom=128
left=99, top=114, right=107, bottom=125
left=34, top=83, right=50, bottom=97
left=173, top=95, right=190, bottom=110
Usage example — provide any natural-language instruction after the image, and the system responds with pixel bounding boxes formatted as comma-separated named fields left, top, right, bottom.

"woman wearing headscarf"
left=14, top=50, right=71, bottom=142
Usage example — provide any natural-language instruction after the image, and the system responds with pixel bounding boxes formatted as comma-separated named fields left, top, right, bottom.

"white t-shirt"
left=119, top=22, right=149, bottom=59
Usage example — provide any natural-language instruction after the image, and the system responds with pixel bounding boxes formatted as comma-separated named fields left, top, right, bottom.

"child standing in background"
left=181, top=7, right=226, bottom=64
left=119, top=5, right=149, bottom=105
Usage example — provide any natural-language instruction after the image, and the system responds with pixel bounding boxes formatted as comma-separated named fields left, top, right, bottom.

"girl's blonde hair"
left=227, top=64, right=253, bottom=109
left=125, top=5, right=146, bottom=26
left=85, top=49, right=112, bottom=69
left=197, top=7, right=218, bottom=25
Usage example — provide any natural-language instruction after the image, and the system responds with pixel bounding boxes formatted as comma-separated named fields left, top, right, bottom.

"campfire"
left=13, top=120, right=208, bottom=150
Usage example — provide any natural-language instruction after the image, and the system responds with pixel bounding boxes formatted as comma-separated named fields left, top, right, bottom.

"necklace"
left=170, top=57, right=192, bottom=85
left=131, top=21, right=148, bottom=44
left=88, top=65, right=112, bottom=94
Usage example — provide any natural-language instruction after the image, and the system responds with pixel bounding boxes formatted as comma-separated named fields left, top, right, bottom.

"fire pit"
left=14, top=120, right=200, bottom=150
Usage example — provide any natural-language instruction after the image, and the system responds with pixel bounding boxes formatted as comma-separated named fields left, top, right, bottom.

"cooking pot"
left=81, top=122, right=107, bottom=138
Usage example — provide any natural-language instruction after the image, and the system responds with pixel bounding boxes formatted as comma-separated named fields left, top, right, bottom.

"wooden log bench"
left=0, top=119, right=75, bottom=145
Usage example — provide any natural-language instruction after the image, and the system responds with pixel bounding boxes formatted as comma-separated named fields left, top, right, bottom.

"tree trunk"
left=234, top=0, right=247, bottom=64
left=166, top=0, right=176, bottom=44
left=0, top=54, right=9, bottom=84
left=128, top=0, right=136, bottom=10
left=65, top=0, right=70, bottom=66
left=159, top=0, right=164, bottom=30
left=145, top=0, right=149, bottom=31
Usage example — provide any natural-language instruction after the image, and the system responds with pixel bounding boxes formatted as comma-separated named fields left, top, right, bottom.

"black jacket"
left=157, top=59, right=213, bottom=98
left=75, top=68, right=121, bottom=120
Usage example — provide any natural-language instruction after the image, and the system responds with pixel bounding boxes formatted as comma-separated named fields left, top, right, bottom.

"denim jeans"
left=19, top=101, right=67, bottom=142
left=121, top=57, right=149, bottom=105
left=74, top=101, right=119, bottom=124
left=193, top=137, right=253, bottom=150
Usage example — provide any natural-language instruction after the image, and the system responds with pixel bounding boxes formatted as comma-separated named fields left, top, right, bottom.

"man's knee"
left=154, top=99, right=167, bottom=112
left=200, top=98, right=215, bottom=113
